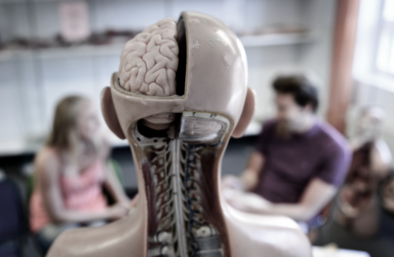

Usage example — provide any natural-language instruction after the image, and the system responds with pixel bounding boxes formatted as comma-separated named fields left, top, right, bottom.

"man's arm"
left=225, top=177, right=336, bottom=222
left=240, top=151, right=265, bottom=190
left=222, top=151, right=265, bottom=191
left=262, top=178, right=336, bottom=221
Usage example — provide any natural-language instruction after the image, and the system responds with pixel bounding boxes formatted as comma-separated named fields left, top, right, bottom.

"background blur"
left=0, top=0, right=394, bottom=256
left=0, top=0, right=337, bottom=154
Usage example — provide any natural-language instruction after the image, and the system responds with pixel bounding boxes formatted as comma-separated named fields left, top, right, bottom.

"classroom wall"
left=0, top=0, right=337, bottom=154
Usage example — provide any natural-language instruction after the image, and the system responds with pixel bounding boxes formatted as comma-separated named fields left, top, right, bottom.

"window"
left=376, top=0, right=394, bottom=74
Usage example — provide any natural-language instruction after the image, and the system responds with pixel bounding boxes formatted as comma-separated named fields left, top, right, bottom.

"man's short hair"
left=272, top=75, right=319, bottom=112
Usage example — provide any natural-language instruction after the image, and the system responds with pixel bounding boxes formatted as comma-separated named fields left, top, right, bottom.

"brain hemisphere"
left=119, top=19, right=179, bottom=96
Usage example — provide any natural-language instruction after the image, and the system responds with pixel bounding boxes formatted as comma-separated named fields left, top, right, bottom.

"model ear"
left=232, top=87, right=255, bottom=138
left=100, top=87, right=126, bottom=139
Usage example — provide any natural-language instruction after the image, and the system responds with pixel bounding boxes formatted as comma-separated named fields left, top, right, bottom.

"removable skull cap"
left=101, top=11, right=253, bottom=140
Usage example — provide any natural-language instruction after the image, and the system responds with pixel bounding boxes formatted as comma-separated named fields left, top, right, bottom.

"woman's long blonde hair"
left=46, top=95, right=91, bottom=162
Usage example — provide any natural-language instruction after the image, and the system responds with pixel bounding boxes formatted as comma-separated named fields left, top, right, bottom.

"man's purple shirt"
left=252, top=119, right=352, bottom=204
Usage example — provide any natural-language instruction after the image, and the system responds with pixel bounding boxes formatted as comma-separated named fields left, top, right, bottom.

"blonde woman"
left=29, top=96, right=130, bottom=253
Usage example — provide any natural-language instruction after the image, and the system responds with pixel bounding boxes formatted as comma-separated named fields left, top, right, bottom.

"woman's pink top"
left=30, top=160, right=108, bottom=232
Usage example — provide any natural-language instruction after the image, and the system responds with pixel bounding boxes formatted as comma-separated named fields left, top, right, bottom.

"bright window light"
left=376, top=0, right=394, bottom=74
left=383, top=0, right=394, bottom=22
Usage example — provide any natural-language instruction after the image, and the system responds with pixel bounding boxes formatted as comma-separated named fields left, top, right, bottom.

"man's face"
left=274, top=93, right=308, bottom=134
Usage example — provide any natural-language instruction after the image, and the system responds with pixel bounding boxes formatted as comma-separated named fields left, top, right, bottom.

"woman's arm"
left=102, top=161, right=130, bottom=206
left=37, top=149, right=127, bottom=224
left=95, top=130, right=130, bottom=208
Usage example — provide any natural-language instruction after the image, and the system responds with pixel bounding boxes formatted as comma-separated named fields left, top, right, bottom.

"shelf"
left=0, top=43, right=124, bottom=62
left=0, top=0, right=106, bottom=4
left=0, top=0, right=27, bottom=4
left=239, top=33, right=314, bottom=48
left=0, top=0, right=159, bottom=3
left=38, top=44, right=124, bottom=59
left=0, top=32, right=314, bottom=62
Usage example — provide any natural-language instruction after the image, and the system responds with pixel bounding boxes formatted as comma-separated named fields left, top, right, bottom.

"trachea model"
left=48, top=12, right=311, bottom=257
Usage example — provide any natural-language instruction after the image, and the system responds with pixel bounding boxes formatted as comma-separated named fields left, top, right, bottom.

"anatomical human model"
left=335, top=107, right=392, bottom=237
left=48, top=12, right=312, bottom=257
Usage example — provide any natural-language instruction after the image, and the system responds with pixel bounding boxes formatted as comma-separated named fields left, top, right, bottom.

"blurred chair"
left=0, top=176, right=27, bottom=257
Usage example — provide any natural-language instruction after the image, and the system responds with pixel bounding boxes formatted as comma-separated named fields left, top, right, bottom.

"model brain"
left=118, top=18, right=179, bottom=96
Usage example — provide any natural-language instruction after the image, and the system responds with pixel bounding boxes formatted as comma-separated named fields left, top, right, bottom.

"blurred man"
left=222, top=75, right=351, bottom=227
